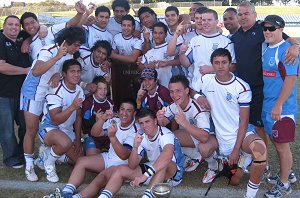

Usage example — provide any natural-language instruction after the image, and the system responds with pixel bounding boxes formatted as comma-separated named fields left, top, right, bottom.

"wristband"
left=194, top=93, right=201, bottom=100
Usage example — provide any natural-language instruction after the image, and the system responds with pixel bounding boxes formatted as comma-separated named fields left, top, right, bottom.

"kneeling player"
left=98, top=108, right=184, bottom=198
left=195, top=48, right=266, bottom=198
left=38, top=59, right=85, bottom=183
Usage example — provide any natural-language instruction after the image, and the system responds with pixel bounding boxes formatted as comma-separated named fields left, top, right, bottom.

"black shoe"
left=12, top=162, right=24, bottom=169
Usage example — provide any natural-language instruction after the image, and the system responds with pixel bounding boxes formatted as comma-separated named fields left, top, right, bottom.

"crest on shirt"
left=268, top=57, right=276, bottom=66
left=226, top=92, right=233, bottom=102
left=212, top=43, right=219, bottom=51
left=5, top=41, right=12, bottom=47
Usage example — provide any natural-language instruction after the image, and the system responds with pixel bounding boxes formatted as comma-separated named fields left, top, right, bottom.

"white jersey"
left=78, top=47, right=107, bottom=84
left=164, top=98, right=210, bottom=133
left=138, top=126, right=176, bottom=164
left=107, top=17, right=140, bottom=37
left=82, top=24, right=113, bottom=48
left=40, top=81, right=85, bottom=134
left=185, top=32, right=235, bottom=91
left=112, top=33, right=142, bottom=55
left=30, top=23, right=66, bottom=60
left=104, top=118, right=138, bottom=163
left=141, top=43, right=174, bottom=88
left=200, top=73, right=252, bottom=145
left=21, top=43, right=73, bottom=101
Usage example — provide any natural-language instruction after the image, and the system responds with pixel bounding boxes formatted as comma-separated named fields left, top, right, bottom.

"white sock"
left=246, top=180, right=260, bottom=198
left=282, top=182, right=289, bottom=188
left=142, top=189, right=154, bottom=198
left=45, top=147, right=60, bottom=167
left=57, top=154, right=69, bottom=164
left=24, top=153, right=34, bottom=169
left=205, top=151, right=218, bottom=170
left=98, top=190, right=112, bottom=198
left=62, top=183, right=76, bottom=194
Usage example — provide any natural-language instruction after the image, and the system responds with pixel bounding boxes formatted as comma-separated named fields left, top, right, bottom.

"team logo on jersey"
left=226, top=92, right=233, bottom=102
left=5, top=41, right=12, bottom=47
left=268, top=57, right=276, bottom=66
left=252, top=32, right=256, bottom=36
left=212, top=43, right=219, bottom=51
left=189, top=118, right=196, bottom=126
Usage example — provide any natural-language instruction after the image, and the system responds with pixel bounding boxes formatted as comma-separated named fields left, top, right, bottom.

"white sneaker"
left=166, top=178, right=182, bottom=187
left=25, top=166, right=38, bottom=182
left=45, top=164, right=59, bottom=183
left=34, top=144, right=47, bottom=170
left=202, top=169, right=217, bottom=184
left=183, top=156, right=203, bottom=172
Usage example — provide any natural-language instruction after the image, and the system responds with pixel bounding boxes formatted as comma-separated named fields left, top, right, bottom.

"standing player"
left=38, top=59, right=85, bottom=183
left=78, top=40, right=112, bottom=94
left=97, top=108, right=185, bottom=198
left=189, top=2, right=204, bottom=22
left=179, top=9, right=235, bottom=92
left=82, top=76, right=115, bottom=156
left=156, top=75, right=211, bottom=174
left=139, top=22, right=180, bottom=88
left=223, top=7, right=240, bottom=38
left=20, top=1, right=85, bottom=59
left=107, top=0, right=140, bottom=36
left=78, top=5, right=114, bottom=48
left=21, top=27, right=85, bottom=182
left=261, top=15, right=299, bottom=198
left=198, top=48, right=266, bottom=197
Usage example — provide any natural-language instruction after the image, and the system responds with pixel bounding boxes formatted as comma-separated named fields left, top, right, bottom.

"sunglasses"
left=262, top=26, right=278, bottom=32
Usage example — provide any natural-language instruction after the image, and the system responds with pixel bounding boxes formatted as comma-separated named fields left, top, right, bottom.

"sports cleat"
left=183, top=156, right=203, bottom=172
left=265, top=180, right=292, bottom=198
left=202, top=169, right=217, bottom=184
left=43, top=188, right=63, bottom=198
left=267, top=169, right=297, bottom=184
left=34, top=144, right=47, bottom=170
left=25, top=166, right=38, bottom=182
left=45, top=164, right=59, bottom=183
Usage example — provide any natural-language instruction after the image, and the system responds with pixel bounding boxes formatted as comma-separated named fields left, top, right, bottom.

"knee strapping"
left=249, top=138, right=267, bottom=165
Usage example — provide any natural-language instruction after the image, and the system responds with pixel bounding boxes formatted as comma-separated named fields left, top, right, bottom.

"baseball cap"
left=140, top=68, right=158, bottom=80
left=260, top=15, right=285, bottom=28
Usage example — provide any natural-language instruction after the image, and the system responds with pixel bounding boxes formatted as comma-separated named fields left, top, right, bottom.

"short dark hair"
left=20, top=12, right=38, bottom=27
left=153, top=22, right=168, bottom=34
left=169, top=75, right=189, bottom=89
left=195, top=6, right=208, bottom=15
left=202, top=9, right=218, bottom=20
left=138, top=6, right=157, bottom=19
left=165, top=6, right=179, bottom=16
left=210, top=48, right=232, bottom=64
left=55, top=26, right=86, bottom=46
left=223, top=7, right=237, bottom=14
left=120, top=98, right=137, bottom=111
left=192, top=2, right=205, bottom=7
left=91, top=40, right=112, bottom=57
left=112, top=0, right=130, bottom=12
left=137, top=108, right=156, bottom=120
left=4, top=15, right=19, bottom=24
left=92, top=76, right=108, bottom=87
left=62, top=59, right=82, bottom=73
left=121, top=15, right=135, bottom=28
left=95, top=6, right=111, bottom=17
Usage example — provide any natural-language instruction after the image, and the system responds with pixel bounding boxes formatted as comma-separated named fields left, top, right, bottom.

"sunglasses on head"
left=262, top=26, right=278, bottom=32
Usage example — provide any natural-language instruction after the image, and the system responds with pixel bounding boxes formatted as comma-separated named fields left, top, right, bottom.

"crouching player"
left=195, top=48, right=266, bottom=198
left=98, top=108, right=184, bottom=198
left=38, top=59, right=85, bottom=183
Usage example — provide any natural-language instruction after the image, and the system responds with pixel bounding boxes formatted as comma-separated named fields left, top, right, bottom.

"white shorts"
left=20, top=94, right=44, bottom=116
left=101, top=152, right=128, bottom=169
left=38, top=127, right=75, bottom=143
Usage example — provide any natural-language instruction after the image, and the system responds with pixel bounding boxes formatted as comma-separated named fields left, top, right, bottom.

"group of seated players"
left=8, top=0, right=299, bottom=198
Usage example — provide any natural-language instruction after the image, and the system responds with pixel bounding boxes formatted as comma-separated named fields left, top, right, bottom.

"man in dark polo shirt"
left=231, top=1, right=299, bottom=182
left=0, top=15, right=31, bottom=168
